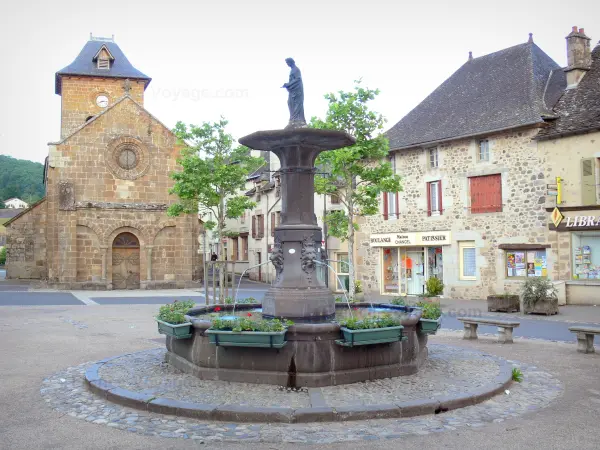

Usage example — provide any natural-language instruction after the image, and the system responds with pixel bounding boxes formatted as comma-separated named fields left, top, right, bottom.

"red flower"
left=353, top=307, right=359, bottom=311
left=247, top=313, right=252, bottom=317
left=214, top=306, right=221, bottom=312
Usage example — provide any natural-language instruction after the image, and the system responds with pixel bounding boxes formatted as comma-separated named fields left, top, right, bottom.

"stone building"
left=225, top=153, right=350, bottom=291
left=356, top=34, right=568, bottom=300
left=536, top=28, right=600, bottom=305
left=5, top=36, right=202, bottom=288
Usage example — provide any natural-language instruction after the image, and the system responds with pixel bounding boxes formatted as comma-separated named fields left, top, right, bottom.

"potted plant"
left=521, top=277, right=559, bottom=315
left=206, top=314, right=293, bottom=348
left=420, top=277, right=444, bottom=303
left=417, top=302, right=442, bottom=334
left=336, top=313, right=404, bottom=347
left=155, top=300, right=195, bottom=339
left=354, top=280, right=365, bottom=302
left=487, top=289, right=520, bottom=312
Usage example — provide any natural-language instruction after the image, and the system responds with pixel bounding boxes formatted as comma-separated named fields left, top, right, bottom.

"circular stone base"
left=82, top=345, right=514, bottom=423
left=41, top=343, right=563, bottom=442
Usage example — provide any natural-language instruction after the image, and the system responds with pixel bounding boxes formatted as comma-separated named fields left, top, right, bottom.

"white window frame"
left=429, top=180, right=441, bottom=216
left=429, top=148, right=439, bottom=168
left=478, top=139, right=490, bottom=162
left=459, top=241, right=477, bottom=280
left=336, top=252, right=350, bottom=292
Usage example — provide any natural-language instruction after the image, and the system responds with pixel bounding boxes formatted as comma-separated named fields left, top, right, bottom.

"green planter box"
left=205, top=329, right=288, bottom=348
left=419, top=317, right=441, bottom=335
left=336, top=326, right=404, bottom=347
left=156, top=319, right=193, bottom=339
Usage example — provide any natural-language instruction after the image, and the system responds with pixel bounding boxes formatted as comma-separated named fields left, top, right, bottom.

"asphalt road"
left=0, top=282, right=595, bottom=343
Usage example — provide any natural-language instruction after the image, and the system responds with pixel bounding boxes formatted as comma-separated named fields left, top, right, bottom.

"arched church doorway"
left=112, top=232, right=140, bottom=289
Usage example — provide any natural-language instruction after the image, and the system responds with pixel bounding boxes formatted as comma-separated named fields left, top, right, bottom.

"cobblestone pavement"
left=97, top=345, right=499, bottom=408
left=40, top=344, right=563, bottom=444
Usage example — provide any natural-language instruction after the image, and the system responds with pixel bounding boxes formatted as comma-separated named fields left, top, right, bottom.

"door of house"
left=112, top=232, right=140, bottom=289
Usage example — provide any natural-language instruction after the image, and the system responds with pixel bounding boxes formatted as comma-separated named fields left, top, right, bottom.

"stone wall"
left=42, top=96, right=199, bottom=289
left=5, top=200, right=48, bottom=279
left=356, top=127, right=552, bottom=299
left=75, top=225, right=103, bottom=282
left=60, top=77, right=145, bottom=138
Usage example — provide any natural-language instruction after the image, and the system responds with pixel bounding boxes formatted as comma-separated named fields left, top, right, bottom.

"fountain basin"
left=165, top=303, right=428, bottom=387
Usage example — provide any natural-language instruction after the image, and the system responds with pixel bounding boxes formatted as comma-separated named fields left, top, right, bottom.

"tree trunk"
left=347, top=199, right=356, bottom=301
left=217, top=196, right=226, bottom=303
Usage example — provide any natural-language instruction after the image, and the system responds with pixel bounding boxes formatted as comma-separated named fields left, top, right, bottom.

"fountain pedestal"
left=239, top=128, right=355, bottom=322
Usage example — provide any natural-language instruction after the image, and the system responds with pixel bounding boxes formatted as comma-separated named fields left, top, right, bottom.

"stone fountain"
left=165, top=59, right=428, bottom=386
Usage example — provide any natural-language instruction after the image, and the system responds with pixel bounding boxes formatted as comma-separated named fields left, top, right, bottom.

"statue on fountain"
left=282, top=58, right=306, bottom=129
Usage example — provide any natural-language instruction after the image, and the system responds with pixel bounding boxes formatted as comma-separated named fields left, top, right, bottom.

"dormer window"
left=97, top=58, right=110, bottom=70
left=93, top=45, right=114, bottom=71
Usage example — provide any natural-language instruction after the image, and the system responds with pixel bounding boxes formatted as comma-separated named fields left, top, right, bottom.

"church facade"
left=5, top=36, right=202, bottom=289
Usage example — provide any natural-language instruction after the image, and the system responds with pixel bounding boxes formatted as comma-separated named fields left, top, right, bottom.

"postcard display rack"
left=574, top=246, right=599, bottom=280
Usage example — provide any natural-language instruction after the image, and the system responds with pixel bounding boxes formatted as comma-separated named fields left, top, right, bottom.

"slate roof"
left=537, top=42, right=600, bottom=140
left=0, top=209, right=23, bottom=220
left=55, top=38, right=151, bottom=95
left=386, top=41, right=566, bottom=150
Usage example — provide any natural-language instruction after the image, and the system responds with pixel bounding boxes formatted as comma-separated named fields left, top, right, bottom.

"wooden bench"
left=569, top=326, right=600, bottom=354
left=457, top=317, right=521, bottom=343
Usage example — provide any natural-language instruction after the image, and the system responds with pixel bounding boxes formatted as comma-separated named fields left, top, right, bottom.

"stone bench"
left=457, top=317, right=521, bottom=344
left=569, top=326, right=600, bottom=354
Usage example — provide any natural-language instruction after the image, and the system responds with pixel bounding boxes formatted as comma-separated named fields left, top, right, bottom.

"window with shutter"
left=470, top=174, right=502, bottom=213
left=251, top=215, right=256, bottom=238
left=383, top=192, right=389, bottom=220
left=427, top=181, right=442, bottom=216
left=581, top=158, right=597, bottom=205
left=330, top=194, right=340, bottom=204
left=271, top=212, right=275, bottom=237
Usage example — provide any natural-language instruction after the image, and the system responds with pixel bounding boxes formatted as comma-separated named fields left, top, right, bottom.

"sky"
left=1, top=0, right=599, bottom=164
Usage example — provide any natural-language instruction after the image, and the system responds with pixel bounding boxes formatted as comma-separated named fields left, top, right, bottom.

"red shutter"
left=426, top=182, right=432, bottom=216
left=438, top=181, right=443, bottom=215
left=260, top=215, right=265, bottom=238
left=383, top=192, right=389, bottom=220
left=395, top=192, right=400, bottom=219
left=252, top=215, right=256, bottom=238
left=271, top=212, right=275, bottom=237
left=470, top=174, right=502, bottom=213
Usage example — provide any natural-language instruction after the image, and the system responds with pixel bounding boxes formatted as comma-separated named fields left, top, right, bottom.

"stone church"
left=5, top=36, right=202, bottom=289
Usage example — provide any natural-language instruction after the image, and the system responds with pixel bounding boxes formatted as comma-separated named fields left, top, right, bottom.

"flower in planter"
left=339, top=313, right=402, bottom=330
left=214, top=306, right=221, bottom=312
left=210, top=317, right=293, bottom=333
left=247, top=313, right=252, bottom=317
left=156, top=300, right=196, bottom=324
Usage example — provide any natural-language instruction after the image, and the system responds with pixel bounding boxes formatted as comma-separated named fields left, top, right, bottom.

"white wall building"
left=3, top=198, right=29, bottom=209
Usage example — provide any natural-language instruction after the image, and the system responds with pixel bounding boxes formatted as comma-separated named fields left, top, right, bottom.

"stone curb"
left=84, top=349, right=513, bottom=423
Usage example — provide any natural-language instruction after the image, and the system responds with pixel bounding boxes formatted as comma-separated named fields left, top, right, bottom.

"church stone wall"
left=5, top=201, right=48, bottom=279
left=75, top=225, right=103, bottom=282
left=60, top=77, right=145, bottom=138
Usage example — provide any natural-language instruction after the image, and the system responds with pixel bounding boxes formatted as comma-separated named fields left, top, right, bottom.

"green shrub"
left=339, top=313, right=402, bottom=330
left=521, top=277, right=557, bottom=309
left=417, top=302, right=442, bottom=320
left=156, top=300, right=195, bottom=324
left=0, top=247, right=6, bottom=265
left=512, top=367, right=523, bottom=382
left=390, top=297, right=406, bottom=306
left=224, top=296, right=259, bottom=305
left=425, top=277, right=444, bottom=296
left=210, top=317, right=293, bottom=332
left=355, top=280, right=363, bottom=293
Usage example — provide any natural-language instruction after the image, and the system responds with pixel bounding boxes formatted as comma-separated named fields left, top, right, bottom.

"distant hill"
left=0, top=155, right=45, bottom=206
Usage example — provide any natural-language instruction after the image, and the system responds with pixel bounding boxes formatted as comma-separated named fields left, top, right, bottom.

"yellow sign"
left=551, top=207, right=564, bottom=228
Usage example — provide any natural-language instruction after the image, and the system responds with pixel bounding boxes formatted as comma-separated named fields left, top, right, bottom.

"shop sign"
left=550, top=208, right=600, bottom=230
left=370, top=231, right=451, bottom=247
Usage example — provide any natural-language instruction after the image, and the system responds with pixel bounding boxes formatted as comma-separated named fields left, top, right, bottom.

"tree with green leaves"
left=311, top=81, right=402, bottom=300
left=167, top=117, right=264, bottom=302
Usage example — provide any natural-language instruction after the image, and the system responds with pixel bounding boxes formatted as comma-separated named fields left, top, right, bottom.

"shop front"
left=370, top=231, right=451, bottom=296
left=549, top=207, right=600, bottom=304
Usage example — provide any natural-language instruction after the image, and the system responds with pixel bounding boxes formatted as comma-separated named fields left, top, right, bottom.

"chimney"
left=565, top=25, right=592, bottom=87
